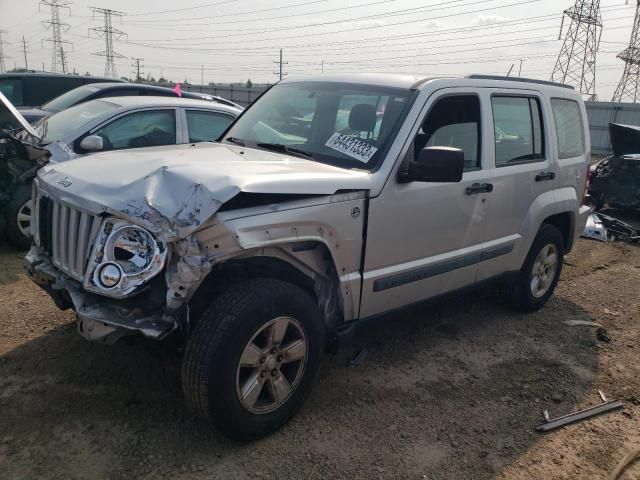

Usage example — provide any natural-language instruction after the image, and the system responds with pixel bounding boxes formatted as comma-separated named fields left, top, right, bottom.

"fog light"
left=98, top=263, right=122, bottom=288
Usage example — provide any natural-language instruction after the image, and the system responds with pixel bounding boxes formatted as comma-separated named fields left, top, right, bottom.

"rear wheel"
left=182, top=278, right=324, bottom=440
left=509, top=224, right=564, bottom=312
left=4, top=184, right=33, bottom=249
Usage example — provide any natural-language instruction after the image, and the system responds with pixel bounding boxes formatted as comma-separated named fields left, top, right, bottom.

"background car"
left=4, top=95, right=241, bottom=248
left=0, top=72, right=124, bottom=111
left=18, top=82, right=241, bottom=124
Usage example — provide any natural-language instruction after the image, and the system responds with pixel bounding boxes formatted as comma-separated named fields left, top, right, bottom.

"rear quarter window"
left=23, top=76, right=84, bottom=106
left=551, top=98, right=585, bottom=159
left=0, top=79, right=24, bottom=106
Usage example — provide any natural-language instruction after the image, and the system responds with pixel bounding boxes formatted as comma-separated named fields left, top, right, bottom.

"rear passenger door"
left=476, top=90, right=557, bottom=281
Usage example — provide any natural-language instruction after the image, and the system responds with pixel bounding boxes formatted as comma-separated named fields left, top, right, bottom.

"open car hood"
left=0, top=91, right=39, bottom=139
left=37, top=142, right=372, bottom=239
left=609, top=123, right=640, bottom=157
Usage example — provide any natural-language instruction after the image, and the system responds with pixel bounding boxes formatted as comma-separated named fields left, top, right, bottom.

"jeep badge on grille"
left=58, top=177, right=73, bottom=188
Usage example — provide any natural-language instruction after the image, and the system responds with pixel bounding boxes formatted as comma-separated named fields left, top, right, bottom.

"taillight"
left=582, top=165, right=592, bottom=206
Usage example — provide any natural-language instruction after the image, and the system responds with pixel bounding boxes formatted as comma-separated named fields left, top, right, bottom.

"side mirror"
left=79, top=135, right=104, bottom=152
left=408, top=146, right=464, bottom=183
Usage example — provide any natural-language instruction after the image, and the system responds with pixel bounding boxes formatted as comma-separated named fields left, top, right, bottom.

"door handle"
left=535, top=171, right=556, bottom=182
left=465, top=183, right=493, bottom=195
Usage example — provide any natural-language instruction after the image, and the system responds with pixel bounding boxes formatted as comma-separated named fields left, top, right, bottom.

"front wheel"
left=509, top=224, right=564, bottom=312
left=4, top=183, right=33, bottom=249
left=182, top=278, right=324, bottom=441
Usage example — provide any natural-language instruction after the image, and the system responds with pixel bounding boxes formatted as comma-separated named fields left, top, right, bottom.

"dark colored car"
left=0, top=72, right=124, bottom=110
left=589, top=123, right=640, bottom=210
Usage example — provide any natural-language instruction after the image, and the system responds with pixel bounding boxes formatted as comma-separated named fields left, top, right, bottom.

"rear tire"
left=182, top=278, right=324, bottom=441
left=509, top=224, right=564, bottom=312
left=4, top=183, right=33, bottom=250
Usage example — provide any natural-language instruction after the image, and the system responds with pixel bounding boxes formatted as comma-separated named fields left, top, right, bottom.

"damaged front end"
left=26, top=141, right=369, bottom=344
left=589, top=123, right=640, bottom=210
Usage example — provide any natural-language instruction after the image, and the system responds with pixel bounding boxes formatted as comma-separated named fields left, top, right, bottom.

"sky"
left=0, top=0, right=637, bottom=99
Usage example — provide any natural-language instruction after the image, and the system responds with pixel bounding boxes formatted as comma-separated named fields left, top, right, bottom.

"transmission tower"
left=550, top=1, right=602, bottom=98
left=0, top=30, right=8, bottom=73
left=612, top=1, right=640, bottom=102
left=21, top=36, right=30, bottom=70
left=89, top=7, right=126, bottom=78
left=40, top=0, right=72, bottom=74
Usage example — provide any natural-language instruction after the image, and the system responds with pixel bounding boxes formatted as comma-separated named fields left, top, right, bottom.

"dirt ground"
left=1, top=238, right=639, bottom=480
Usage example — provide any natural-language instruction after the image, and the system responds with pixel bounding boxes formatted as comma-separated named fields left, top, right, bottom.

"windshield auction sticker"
left=325, top=133, right=378, bottom=163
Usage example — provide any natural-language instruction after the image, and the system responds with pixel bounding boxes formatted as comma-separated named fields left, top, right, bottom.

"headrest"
left=348, top=104, right=377, bottom=132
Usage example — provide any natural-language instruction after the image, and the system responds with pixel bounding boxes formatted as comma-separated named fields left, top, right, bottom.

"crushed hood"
left=609, top=123, right=640, bottom=157
left=38, top=142, right=372, bottom=238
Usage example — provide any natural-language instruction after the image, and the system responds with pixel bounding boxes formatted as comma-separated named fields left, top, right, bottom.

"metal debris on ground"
left=597, top=327, right=612, bottom=343
left=563, top=320, right=603, bottom=327
left=348, top=348, right=368, bottom=367
left=537, top=390, right=624, bottom=432
left=582, top=212, right=639, bottom=243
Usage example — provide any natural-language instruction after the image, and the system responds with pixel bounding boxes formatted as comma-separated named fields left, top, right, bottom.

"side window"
left=93, top=88, right=139, bottom=100
left=551, top=98, right=585, bottom=159
left=0, top=79, right=24, bottom=106
left=416, top=95, right=481, bottom=171
left=186, top=110, right=234, bottom=142
left=91, top=110, right=176, bottom=150
left=492, top=96, right=544, bottom=166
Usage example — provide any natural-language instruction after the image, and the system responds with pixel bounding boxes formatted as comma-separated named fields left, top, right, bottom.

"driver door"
left=359, top=89, right=494, bottom=318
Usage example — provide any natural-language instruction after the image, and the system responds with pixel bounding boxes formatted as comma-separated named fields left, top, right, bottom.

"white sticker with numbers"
left=324, top=133, right=378, bottom=163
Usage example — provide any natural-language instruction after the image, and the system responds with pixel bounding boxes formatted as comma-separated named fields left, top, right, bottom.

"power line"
left=40, top=0, right=73, bottom=74
left=612, top=0, right=640, bottom=102
left=89, top=7, right=126, bottom=78
left=127, top=0, right=241, bottom=17
left=550, top=0, right=602, bottom=97
left=273, top=49, right=288, bottom=81
left=131, top=57, right=144, bottom=82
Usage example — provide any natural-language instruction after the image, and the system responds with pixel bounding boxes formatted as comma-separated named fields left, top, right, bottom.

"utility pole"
left=273, top=49, right=288, bottom=81
left=518, top=58, right=524, bottom=76
left=612, top=0, right=640, bottom=102
left=0, top=30, right=8, bottom=73
left=321, top=59, right=324, bottom=73
left=21, top=36, right=29, bottom=70
left=131, top=57, right=144, bottom=82
left=550, top=0, right=602, bottom=97
left=40, top=0, right=72, bottom=74
left=89, top=7, right=126, bottom=79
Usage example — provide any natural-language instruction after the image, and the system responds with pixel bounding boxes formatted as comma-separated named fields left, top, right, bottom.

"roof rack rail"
left=466, top=75, right=574, bottom=90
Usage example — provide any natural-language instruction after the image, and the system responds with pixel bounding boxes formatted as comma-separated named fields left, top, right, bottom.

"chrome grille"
left=43, top=198, right=101, bottom=282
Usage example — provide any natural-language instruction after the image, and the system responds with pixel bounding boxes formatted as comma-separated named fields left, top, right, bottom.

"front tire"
left=4, top=183, right=33, bottom=249
left=182, top=278, right=324, bottom=441
left=510, top=224, right=564, bottom=312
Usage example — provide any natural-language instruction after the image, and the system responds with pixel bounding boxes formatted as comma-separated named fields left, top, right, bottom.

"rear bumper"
left=25, top=247, right=182, bottom=344
left=573, top=205, right=593, bottom=250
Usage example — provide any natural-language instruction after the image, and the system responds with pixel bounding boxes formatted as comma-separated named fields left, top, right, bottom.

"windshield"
left=35, top=99, right=119, bottom=144
left=41, top=85, right=102, bottom=113
left=223, top=82, right=413, bottom=170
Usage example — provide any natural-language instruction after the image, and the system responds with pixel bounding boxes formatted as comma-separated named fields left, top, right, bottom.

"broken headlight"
left=84, top=220, right=167, bottom=297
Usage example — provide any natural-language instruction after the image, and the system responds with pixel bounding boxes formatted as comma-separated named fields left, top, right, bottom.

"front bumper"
left=25, top=247, right=184, bottom=344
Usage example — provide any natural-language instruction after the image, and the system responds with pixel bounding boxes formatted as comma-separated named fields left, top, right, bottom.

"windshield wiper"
left=256, top=143, right=314, bottom=160
left=225, top=136, right=245, bottom=146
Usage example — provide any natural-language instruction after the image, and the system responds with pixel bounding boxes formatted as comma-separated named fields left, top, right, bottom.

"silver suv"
left=22, top=74, right=591, bottom=440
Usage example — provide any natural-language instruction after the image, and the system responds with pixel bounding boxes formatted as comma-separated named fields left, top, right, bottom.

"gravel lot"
left=1, top=238, right=639, bottom=480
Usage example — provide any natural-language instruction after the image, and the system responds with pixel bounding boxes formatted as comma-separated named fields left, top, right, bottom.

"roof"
left=280, top=73, right=428, bottom=89
left=280, top=73, right=575, bottom=92
left=84, top=82, right=174, bottom=91
left=95, top=96, right=242, bottom=115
